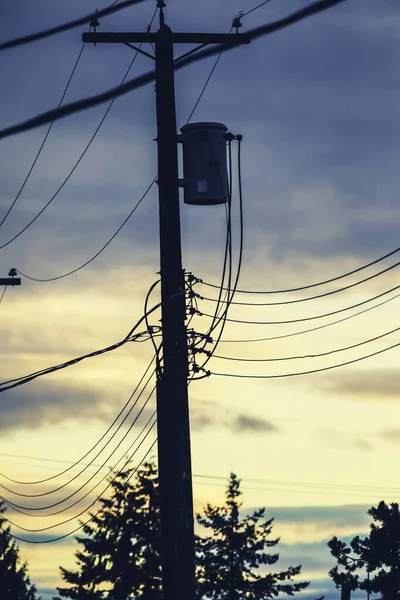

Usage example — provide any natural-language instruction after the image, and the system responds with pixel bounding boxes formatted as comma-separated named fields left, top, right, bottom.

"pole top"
left=156, top=0, right=166, bottom=26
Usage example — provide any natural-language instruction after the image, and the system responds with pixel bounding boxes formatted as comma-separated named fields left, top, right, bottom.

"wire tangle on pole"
left=188, top=135, right=244, bottom=380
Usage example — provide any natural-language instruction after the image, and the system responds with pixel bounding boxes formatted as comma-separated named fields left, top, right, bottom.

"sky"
left=0, top=0, right=400, bottom=598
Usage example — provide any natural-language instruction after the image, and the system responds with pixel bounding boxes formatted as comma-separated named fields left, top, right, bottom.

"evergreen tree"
left=328, top=501, right=400, bottom=600
left=196, top=473, right=310, bottom=600
left=0, top=501, right=40, bottom=600
left=57, top=461, right=162, bottom=600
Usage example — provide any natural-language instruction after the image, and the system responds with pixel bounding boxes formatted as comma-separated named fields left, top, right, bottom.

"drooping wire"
left=0, top=359, right=156, bottom=490
left=196, top=258, right=400, bottom=307
left=0, top=0, right=146, bottom=53
left=0, top=287, right=7, bottom=306
left=198, top=138, right=235, bottom=344
left=2, top=9, right=158, bottom=255
left=0, top=0, right=349, bottom=141
left=6, top=424, right=157, bottom=543
left=193, top=137, right=244, bottom=377
left=16, top=178, right=156, bottom=280
left=200, top=282, right=400, bottom=327
left=211, top=338, right=400, bottom=380
left=0, top=42, right=86, bottom=229
left=0, top=357, right=155, bottom=487
left=144, top=279, right=162, bottom=377
left=0, top=295, right=164, bottom=393
left=213, top=323, right=400, bottom=363
left=219, top=288, right=400, bottom=344
left=1, top=383, right=156, bottom=516
left=203, top=141, right=234, bottom=338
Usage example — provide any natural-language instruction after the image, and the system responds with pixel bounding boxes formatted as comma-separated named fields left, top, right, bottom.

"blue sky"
left=1, top=0, right=400, bottom=598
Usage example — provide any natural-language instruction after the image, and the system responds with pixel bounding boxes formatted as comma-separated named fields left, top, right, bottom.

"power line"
left=16, top=178, right=156, bottom=280
left=0, top=368, right=156, bottom=497
left=241, top=0, right=273, bottom=19
left=219, top=289, right=400, bottom=343
left=0, top=44, right=86, bottom=229
left=7, top=427, right=157, bottom=543
left=213, top=324, right=400, bottom=363
left=0, top=356, right=156, bottom=486
left=2, top=10, right=158, bottom=254
left=0, top=295, right=165, bottom=393
left=0, top=0, right=146, bottom=53
left=211, top=338, right=400, bottom=379
left=0, top=0, right=348, bottom=141
left=194, top=479, right=400, bottom=501
left=3, top=456, right=400, bottom=496
left=1, top=386, right=155, bottom=516
left=196, top=258, right=400, bottom=307
left=0, top=287, right=7, bottom=306
left=194, top=137, right=244, bottom=377
left=201, top=282, right=400, bottom=326
left=14, top=3, right=240, bottom=282
left=193, top=473, right=400, bottom=494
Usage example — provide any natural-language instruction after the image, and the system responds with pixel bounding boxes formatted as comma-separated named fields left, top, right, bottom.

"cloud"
left=232, top=414, right=279, bottom=433
left=190, top=397, right=280, bottom=434
left=315, top=428, right=373, bottom=452
left=378, top=428, right=400, bottom=444
left=0, top=378, right=113, bottom=432
left=322, top=369, right=400, bottom=400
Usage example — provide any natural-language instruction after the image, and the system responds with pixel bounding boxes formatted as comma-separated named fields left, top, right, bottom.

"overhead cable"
left=2, top=9, right=158, bottom=254
left=196, top=258, right=400, bottom=306
left=214, top=324, right=400, bottom=362
left=0, top=357, right=154, bottom=485
left=6, top=423, right=157, bottom=542
left=0, top=43, right=86, bottom=229
left=0, top=0, right=348, bottom=141
left=201, top=282, right=400, bottom=326
left=1, top=385, right=155, bottom=516
left=211, top=339, right=400, bottom=379
left=241, top=0, right=273, bottom=18
left=195, top=137, right=244, bottom=376
left=0, top=292, right=167, bottom=393
left=0, top=0, right=147, bottom=53
left=0, top=358, right=156, bottom=490
left=15, top=178, right=156, bottom=278
left=219, top=289, right=400, bottom=343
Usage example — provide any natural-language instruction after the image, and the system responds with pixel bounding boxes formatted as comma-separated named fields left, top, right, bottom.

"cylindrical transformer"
left=179, top=122, right=228, bottom=205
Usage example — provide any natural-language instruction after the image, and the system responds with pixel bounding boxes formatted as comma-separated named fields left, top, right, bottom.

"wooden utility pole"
left=83, top=5, right=249, bottom=600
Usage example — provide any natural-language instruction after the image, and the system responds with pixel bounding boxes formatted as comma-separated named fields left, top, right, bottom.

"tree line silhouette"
left=1, top=461, right=400, bottom=599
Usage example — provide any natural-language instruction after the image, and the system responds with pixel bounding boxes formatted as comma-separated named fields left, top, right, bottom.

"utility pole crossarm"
left=83, top=32, right=251, bottom=45
left=0, top=278, right=21, bottom=286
